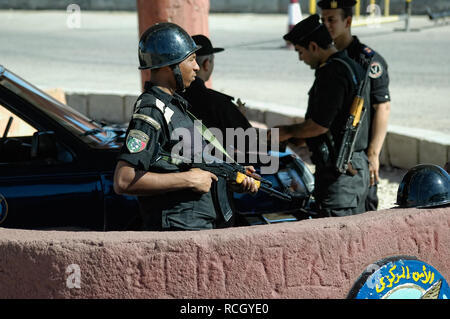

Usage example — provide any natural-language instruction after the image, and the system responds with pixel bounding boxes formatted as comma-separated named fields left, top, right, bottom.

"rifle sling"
left=186, top=110, right=236, bottom=164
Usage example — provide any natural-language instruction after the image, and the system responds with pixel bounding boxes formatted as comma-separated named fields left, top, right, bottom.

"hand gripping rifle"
left=187, top=159, right=293, bottom=202
left=159, top=149, right=293, bottom=202
left=335, top=56, right=373, bottom=176
left=171, top=111, right=293, bottom=202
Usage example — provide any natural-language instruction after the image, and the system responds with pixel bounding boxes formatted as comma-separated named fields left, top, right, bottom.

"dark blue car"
left=0, top=65, right=315, bottom=231
left=0, top=65, right=141, bottom=230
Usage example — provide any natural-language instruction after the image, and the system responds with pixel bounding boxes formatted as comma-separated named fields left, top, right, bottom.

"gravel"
left=377, top=165, right=408, bottom=210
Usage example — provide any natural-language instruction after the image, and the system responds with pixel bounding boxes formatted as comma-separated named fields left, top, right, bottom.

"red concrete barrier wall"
left=0, top=206, right=449, bottom=298
left=136, top=0, right=210, bottom=90
left=137, top=0, right=209, bottom=38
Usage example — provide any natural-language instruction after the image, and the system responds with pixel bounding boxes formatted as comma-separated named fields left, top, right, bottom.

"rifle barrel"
left=259, top=185, right=293, bottom=202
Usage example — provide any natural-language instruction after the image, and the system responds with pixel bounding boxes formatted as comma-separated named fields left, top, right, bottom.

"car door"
left=0, top=103, right=105, bottom=230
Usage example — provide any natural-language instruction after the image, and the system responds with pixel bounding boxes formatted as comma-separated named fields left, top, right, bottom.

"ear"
left=345, top=16, right=352, bottom=28
left=202, top=58, right=211, bottom=72
left=309, top=41, right=319, bottom=52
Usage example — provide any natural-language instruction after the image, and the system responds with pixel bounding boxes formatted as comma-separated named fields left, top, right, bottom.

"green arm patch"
left=126, top=129, right=150, bottom=153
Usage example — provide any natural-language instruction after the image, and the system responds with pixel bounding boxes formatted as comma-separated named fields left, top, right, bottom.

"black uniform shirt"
left=180, top=77, right=254, bottom=163
left=117, top=82, right=219, bottom=231
left=346, top=36, right=390, bottom=106
left=180, top=77, right=252, bottom=137
left=306, top=50, right=368, bottom=156
left=118, top=84, right=174, bottom=171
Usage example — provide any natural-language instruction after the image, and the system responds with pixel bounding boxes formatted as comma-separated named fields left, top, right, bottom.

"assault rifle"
left=186, top=160, right=293, bottom=202
left=159, top=150, right=293, bottom=202
left=335, top=57, right=373, bottom=175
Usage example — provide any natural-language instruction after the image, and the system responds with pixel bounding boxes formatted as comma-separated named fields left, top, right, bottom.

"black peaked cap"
left=192, top=34, right=224, bottom=56
left=283, top=14, right=322, bottom=45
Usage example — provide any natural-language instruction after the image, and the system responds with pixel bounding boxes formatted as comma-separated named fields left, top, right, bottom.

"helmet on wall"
left=138, top=22, right=200, bottom=70
left=396, top=164, right=450, bottom=208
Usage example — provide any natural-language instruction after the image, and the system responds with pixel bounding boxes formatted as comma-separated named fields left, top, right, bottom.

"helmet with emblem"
left=138, top=22, right=200, bottom=70
left=396, top=164, right=450, bottom=208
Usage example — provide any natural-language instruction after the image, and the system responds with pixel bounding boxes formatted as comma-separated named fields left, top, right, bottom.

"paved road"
left=1, top=10, right=449, bottom=135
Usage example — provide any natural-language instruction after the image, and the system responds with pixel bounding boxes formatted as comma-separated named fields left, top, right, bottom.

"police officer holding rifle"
left=318, top=0, right=391, bottom=211
left=274, top=14, right=370, bottom=217
left=113, top=23, right=260, bottom=231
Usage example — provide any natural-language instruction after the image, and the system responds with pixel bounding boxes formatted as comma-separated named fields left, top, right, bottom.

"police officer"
left=318, top=0, right=391, bottom=211
left=113, top=23, right=258, bottom=231
left=275, top=14, right=370, bottom=217
left=179, top=35, right=253, bottom=162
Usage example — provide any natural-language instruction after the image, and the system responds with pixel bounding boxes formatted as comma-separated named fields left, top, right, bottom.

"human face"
left=294, top=44, right=319, bottom=69
left=179, top=53, right=200, bottom=88
left=320, top=9, right=350, bottom=40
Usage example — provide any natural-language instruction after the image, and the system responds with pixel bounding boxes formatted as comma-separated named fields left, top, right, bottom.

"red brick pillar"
left=136, top=0, right=210, bottom=91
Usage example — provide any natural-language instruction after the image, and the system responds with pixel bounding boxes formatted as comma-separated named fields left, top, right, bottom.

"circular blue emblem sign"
left=0, top=194, right=8, bottom=224
left=348, top=256, right=450, bottom=299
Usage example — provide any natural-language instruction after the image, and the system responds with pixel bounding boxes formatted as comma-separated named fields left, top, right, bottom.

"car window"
left=0, top=103, right=37, bottom=137
left=0, top=104, right=73, bottom=165
left=1, top=67, right=120, bottom=149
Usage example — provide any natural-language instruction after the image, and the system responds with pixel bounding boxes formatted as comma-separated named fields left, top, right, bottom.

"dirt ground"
left=376, top=165, right=408, bottom=210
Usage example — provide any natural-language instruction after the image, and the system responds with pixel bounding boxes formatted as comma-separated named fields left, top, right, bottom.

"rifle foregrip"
left=235, top=172, right=261, bottom=188
left=350, top=96, right=364, bottom=127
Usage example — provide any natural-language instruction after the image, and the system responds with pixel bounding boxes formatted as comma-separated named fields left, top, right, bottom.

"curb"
left=64, top=91, right=450, bottom=170
left=351, top=15, right=401, bottom=27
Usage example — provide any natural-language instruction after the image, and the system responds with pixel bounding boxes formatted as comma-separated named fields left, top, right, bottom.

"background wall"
left=0, top=0, right=449, bottom=14
left=211, top=0, right=450, bottom=14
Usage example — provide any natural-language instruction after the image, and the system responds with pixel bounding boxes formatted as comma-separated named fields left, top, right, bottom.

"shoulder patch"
left=132, top=113, right=161, bottom=130
left=369, top=61, right=383, bottom=79
left=126, top=129, right=149, bottom=153
left=362, top=45, right=375, bottom=58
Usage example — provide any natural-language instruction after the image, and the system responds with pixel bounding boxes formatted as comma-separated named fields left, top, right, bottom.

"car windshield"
left=0, top=66, right=122, bottom=149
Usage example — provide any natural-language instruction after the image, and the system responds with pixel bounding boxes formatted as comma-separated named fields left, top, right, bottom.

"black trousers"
left=313, top=151, right=370, bottom=217
left=365, top=184, right=379, bottom=211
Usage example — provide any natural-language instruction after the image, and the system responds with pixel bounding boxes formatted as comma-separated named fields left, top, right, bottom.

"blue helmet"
left=138, top=22, right=200, bottom=70
left=396, top=164, right=450, bottom=208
